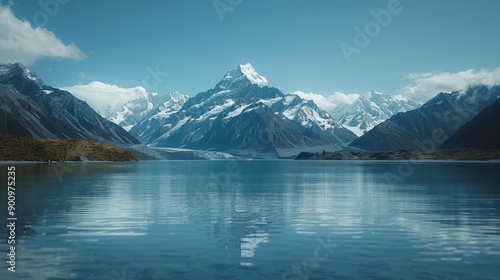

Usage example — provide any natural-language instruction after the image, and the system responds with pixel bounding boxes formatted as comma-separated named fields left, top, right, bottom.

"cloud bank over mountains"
left=402, top=68, right=500, bottom=102
left=291, top=91, right=360, bottom=112
left=60, top=81, right=150, bottom=117
left=295, top=67, right=500, bottom=112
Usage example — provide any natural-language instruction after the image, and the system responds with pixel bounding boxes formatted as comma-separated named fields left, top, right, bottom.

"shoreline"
left=295, top=148, right=500, bottom=161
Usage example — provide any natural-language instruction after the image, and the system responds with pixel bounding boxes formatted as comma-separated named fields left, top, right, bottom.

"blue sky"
left=1, top=0, right=500, bottom=102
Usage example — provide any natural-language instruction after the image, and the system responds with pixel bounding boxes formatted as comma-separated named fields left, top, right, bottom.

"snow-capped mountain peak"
left=167, top=90, right=189, bottom=104
left=364, top=90, right=382, bottom=96
left=218, top=63, right=269, bottom=89
left=239, top=63, right=269, bottom=87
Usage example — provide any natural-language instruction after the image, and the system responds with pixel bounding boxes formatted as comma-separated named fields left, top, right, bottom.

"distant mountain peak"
left=107, top=90, right=189, bottom=131
left=167, top=90, right=186, bottom=100
left=331, top=91, right=421, bottom=136
left=217, top=63, right=269, bottom=89
left=360, top=90, right=385, bottom=99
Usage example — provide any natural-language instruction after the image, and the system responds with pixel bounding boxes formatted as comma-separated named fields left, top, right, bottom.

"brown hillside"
left=0, top=135, right=137, bottom=161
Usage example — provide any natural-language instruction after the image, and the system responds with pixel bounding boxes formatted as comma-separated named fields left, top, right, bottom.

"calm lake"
left=1, top=160, right=500, bottom=280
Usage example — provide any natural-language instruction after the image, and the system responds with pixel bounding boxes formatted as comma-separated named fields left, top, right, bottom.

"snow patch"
left=161, top=117, right=190, bottom=138
left=283, top=95, right=297, bottom=106
left=122, top=125, right=134, bottom=131
left=282, top=104, right=300, bottom=120
left=224, top=104, right=252, bottom=119
left=196, top=99, right=235, bottom=121
left=208, top=90, right=231, bottom=101
left=257, top=97, right=281, bottom=106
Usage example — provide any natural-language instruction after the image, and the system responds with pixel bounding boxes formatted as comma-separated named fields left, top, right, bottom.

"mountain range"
left=349, top=85, right=500, bottom=151
left=2, top=62, right=498, bottom=159
left=129, top=63, right=357, bottom=158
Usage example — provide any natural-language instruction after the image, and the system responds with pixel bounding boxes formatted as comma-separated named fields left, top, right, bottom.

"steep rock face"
left=0, top=84, right=72, bottom=139
left=349, top=85, right=500, bottom=151
left=0, top=63, right=140, bottom=146
left=440, top=98, right=500, bottom=149
left=130, top=63, right=357, bottom=157
left=331, top=91, right=421, bottom=136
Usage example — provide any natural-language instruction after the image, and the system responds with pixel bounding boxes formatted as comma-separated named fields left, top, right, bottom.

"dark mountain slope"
left=0, top=63, right=140, bottom=146
left=440, top=98, right=500, bottom=149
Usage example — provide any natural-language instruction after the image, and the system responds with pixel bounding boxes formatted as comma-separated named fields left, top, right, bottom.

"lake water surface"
left=1, top=160, right=500, bottom=280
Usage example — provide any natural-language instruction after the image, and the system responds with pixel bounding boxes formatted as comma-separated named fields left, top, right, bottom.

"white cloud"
left=292, top=90, right=360, bottom=112
left=402, top=67, right=500, bottom=102
left=60, top=81, right=149, bottom=117
left=0, top=5, right=85, bottom=65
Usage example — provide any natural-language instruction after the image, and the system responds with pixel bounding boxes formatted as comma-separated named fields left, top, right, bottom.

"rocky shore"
left=295, top=149, right=500, bottom=161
